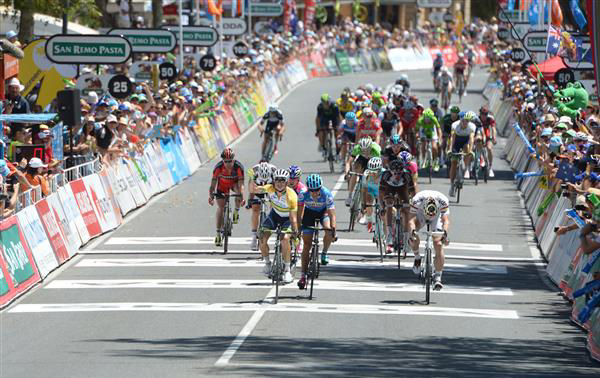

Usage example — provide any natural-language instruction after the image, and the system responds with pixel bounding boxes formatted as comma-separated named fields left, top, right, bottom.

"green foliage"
left=3, top=0, right=102, bottom=28
left=471, top=0, right=498, bottom=21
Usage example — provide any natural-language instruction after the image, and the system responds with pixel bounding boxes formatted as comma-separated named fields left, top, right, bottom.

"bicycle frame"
left=347, top=171, right=363, bottom=231
left=420, top=225, right=445, bottom=305
left=214, top=193, right=242, bottom=254
left=393, top=199, right=410, bottom=268
left=262, top=130, right=275, bottom=162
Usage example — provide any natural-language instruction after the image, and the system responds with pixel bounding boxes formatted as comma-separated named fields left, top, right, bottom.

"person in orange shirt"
left=25, top=157, right=50, bottom=198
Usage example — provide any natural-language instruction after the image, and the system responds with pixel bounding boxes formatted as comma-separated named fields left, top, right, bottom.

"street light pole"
left=62, top=0, right=70, bottom=34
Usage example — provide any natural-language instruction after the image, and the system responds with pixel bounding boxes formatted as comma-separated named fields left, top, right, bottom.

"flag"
left=573, top=35, right=583, bottom=61
left=507, top=0, right=515, bottom=11
left=583, top=46, right=593, bottom=63
left=556, top=159, right=581, bottom=183
left=570, top=0, right=588, bottom=31
left=546, top=25, right=562, bottom=55
left=528, top=0, right=539, bottom=26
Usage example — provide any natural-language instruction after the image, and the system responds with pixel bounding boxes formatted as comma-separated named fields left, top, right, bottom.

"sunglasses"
left=223, top=160, right=233, bottom=163
left=274, top=178, right=287, bottom=183
left=309, top=188, right=320, bottom=193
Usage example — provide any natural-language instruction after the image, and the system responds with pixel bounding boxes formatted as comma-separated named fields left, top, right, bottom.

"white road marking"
left=214, top=286, right=276, bottom=367
left=44, top=279, right=513, bottom=296
left=330, top=173, right=347, bottom=198
left=75, top=258, right=508, bottom=274
left=104, top=236, right=503, bottom=251
left=9, top=302, right=519, bottom=319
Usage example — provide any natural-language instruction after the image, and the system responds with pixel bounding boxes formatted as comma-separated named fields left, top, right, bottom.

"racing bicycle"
left=214, top=193, right=242, bottom=254
left=324, top=121, right=336, bottom=173
left=366, top=199, right=385, bottom=262
left=261, top=129, right=276, bottom=162
left=347, top=171, right=363, bottom=231
left=456, top=72, right=465, bottom=103
left=418, top=225, right=446, bottom=305
left=305, top=225, right=335, bottom=300
left=450, top=152, right=467, bottom=204
left=268, top=224, right=295, bottom=304
left=472, top=135, right=489, bottom=185
left=421, top=137, right=434, bottom=184
left=392, top=197, right=411, bottom=268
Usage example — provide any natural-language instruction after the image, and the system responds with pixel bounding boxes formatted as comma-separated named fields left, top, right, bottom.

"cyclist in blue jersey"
left=338, top=112, right=358, bottom=171
left=297, top=174, right=337, bottom=290
left=433, top=52, right=444, bottom=91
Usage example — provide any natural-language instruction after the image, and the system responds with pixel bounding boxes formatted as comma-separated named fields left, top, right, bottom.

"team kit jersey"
left=212, top=160, right=244, bottom=193
left=262, top=110, right=284, bottom=132
left=357, top=118, right=382, bottom=139
left=452, top=120, right=477, bottom=137
left=291, top=181, right=308, bottom=197
left=351, top=143, right=382, bottom=159
left=299, top=187, right=335, bottom=212
left=410, top=190, right=450, bottom=230
left=258, top=185, right=298, bottom=216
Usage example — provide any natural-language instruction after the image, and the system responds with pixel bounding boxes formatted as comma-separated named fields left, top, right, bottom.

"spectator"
left=24, top=157, right=50, bottom=197
left=5, top=30, right=21, bottom=48
left=4, top=78, right=30, bottom=115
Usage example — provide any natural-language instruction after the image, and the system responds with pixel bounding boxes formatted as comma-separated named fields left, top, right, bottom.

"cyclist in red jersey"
left=398, top=97, right=422, bottom=155
left=356, top=107, right=382, bottom=145
left=454, top=53, right=468, bottom=94
left=209, top=148, right=246, bottom=246
left=478, top=105, right=497, bottom=177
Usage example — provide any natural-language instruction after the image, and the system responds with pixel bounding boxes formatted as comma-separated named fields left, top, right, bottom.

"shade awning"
left=0, top=113, right=57, bottom=124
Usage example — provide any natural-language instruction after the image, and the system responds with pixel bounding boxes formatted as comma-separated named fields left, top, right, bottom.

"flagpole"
left=179, top=0, right=184, bottom=73
left=248, top=0, right=252, bottom=35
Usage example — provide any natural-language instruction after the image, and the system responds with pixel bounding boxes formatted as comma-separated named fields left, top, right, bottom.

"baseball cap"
left=554, top=123, right=568, bottom=130
left=106, top=114, right=118, bottom=123
left=28, top=157, right=47, bottom=169
left=558, top=115, right=573, bottom=125
left=541, top=128, right=553, bottom=137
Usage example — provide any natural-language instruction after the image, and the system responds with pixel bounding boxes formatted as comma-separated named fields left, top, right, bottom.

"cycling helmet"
left=288, top=165, right=302, bottom=179
left=359, top=137, right=373, bottom=150
left=363, top=107, right=374, bottom=116
left=321, top=93, right=330, bottom=102
left=398, top=151, right=413, bottom=165
left=390, top=134, right=402, bottom=145
left=423, top=197, right=439, bottom=221
left=400, top=74, right=409, bottom=81
left=386, top=103, right=395, bottom=112
left=363, top=99, right=371, bottom=107
left=306, top=174, right=323, bottom=190
left=365, top=83, right=375, bottom=93
left=367, top=157, right=383, bottom=171
left=436, top=52, right=443, bottom=57
left=479, top=105, right=489, bottom=114
left=464, top=111, right=477, bottom=121
left=273, top=168, right=290, bottom=181
left=389, top=159, right=404, bottom=172
left=345, top=112, right=357, bottom=121
left=458, top=52, right=465, bottom=58
left=355, top=89, right=365, bottom=98
left=430, top=98, right=438, bottom=106
left=372, top=91, right=381, bottom=100
left=221, top=148, right=235, bottom=160
left=268, top=103, right=278, bottom=112
left=257, top=162, right=273, bottom=180
left=450, top=105, right=460, bottom=114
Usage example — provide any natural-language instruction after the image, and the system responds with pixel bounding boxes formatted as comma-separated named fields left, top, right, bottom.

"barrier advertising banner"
left=47, top=192, right=83, bottom=253
left=35, top=198, right=71, bottom=264
left=16, top=206, right=59, bottom=278
left=82, top=174, right=120, bottom=233
left=0, top=216, right=41, bottom=307
left=98, top=168, right=124, bottom=225
left=57, top=185, right=92, bottom=244
left=70, top=179, right=102, bottom=238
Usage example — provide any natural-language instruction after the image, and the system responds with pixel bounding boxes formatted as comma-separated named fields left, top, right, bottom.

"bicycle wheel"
left=473, top=152, right=479, bottom=186
left=223, top=203, right=230, bottom=254
left=263, top=135, right=274, bottom=162
left=348, top=184, right=361, bottom=231
left=456, top=185, right=461, bottom=204
left=309, top=242, right=319, bottom=300
left=396, top=214, right=403, bottom=268
left=427, top=146, right=433, bottom=184
left=328, top=131, right=335, bottom=173
left=375, top=207, right=385, bottom=262
left=273, top=238, right=281, bottom=304
left=425, top=246, right=432, bottom=305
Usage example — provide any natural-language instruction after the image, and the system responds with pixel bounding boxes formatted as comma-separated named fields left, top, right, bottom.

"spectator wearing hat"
left=4, top=78, right=29, bottom=115
left=25, top=157, right=50, bottom=197
left=5, top=30, right=20, bottom=47
left=95, top=116, right=116, bottom=155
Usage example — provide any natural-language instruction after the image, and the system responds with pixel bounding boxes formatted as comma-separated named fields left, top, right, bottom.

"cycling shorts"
left=380, top=183, right=410, bottom=206
left=342, top=131, right=356, bottom=143
left=366, top=183, right=379, bottom=199
left=354, top=155, right=369, bottom=170
left=301, top=208, right=330, bottom=234
left=452, top=135, right=470, bottom=153
left=250, top=193, right=267, bottom=206
left=415, top=218, right=444, bottom=233
left=419, top=128, right=438, bottom=142
left=261, top=209, right=291, bottom=231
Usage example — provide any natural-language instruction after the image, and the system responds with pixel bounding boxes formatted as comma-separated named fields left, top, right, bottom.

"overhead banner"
left=0, top=216, right=41, bottom=308
left=45, top=35, right=133, bottom=64
left=107, top=28, right=177, bottom=53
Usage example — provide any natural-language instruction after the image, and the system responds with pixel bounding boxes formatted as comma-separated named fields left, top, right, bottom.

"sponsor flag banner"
left=16, top=206, right=59, bottom=278
left=0, top=216, right=41, bottom=307
left=35, top=198, right=71, bottom=264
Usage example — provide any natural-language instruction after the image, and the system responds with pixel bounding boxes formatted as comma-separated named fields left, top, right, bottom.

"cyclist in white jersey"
left=409, top=190, right=450, bottom=290
left=447, top=112, right=476, bottom=197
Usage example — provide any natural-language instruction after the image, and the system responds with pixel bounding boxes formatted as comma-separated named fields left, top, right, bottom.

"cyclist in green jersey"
left=345, top=137, right=382, bottom=206
left=416, top=108, right=442, bottom=172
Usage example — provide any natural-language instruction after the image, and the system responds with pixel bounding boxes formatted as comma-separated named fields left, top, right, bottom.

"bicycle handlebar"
left=347, top=171, right=364, bottom=177
left=212, top=193, right=243, bottom=198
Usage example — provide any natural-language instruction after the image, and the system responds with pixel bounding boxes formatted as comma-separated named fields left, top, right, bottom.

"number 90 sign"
left=107, top=74, right=133, bottom=99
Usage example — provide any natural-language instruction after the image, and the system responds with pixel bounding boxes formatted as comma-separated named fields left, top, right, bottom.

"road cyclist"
left=432, top=52, right=444, bottom=92
left=297, top=174, right=337, bottom=290
left=440, top=106, right=461, bottom=171
left=439, top=67, right=454, bottom=112
left=409, top=190, right=451, bottom=291
left=258, top=104, right=285, bottom=161
left=315, top=93, right=341, bottom=159
left=356, top=107, right=382, bottom=145
left=478, top=105, right=497, bottom=178
left=336, top=91, right=355, bottom=119
left=208, top=148, right=246, bottom=247
left=454, top=53, right=469, bottom=100
left=378, top=104, right=401, bottom=150
left=361, top=157, right=385, bottom=233
left=252, top=169, right=299, bottom=284
left=416, top=108, right=443, bottom=173
left=338, top=111, right=358, bottom=171
left=447, top=111, right=476, bottom=198
left=382, top=134, right=411, bottom=168
left=345, top=137, right=382, bottom=207
left=247, top=161, right=277, bottom=251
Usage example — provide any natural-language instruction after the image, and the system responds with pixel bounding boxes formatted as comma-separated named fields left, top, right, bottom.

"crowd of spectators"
left=487, top=31, right=600, bottom=254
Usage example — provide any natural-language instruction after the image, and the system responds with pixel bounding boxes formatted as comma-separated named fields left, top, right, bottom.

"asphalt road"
left=2, top=67, right=599, bottom=377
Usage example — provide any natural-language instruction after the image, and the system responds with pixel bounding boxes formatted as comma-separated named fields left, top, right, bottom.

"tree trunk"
left=94, top=0, right=114, bottom=28
left=17, top=5, right=34, bottom=44
left=152, top=0, right=163, bottom=28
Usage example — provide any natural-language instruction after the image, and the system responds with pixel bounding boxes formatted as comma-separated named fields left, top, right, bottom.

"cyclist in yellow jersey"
left=336, top=92, right=355, bottom=118
left=252, top=169, right=299, bottom=283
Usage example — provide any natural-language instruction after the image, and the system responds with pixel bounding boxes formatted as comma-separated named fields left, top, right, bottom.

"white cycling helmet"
left=386, top=103, right=396, bottom=112
left=268, top=103, right=278, bottom=112
left=257, top=162, right=273, bottom=181
left=355, top=89, right=365, bottom=98
left=363, top=107, right=374, bottom=116
left=367, top=157, right=382, bottom=171
left=400, top=74, right=408, bottom=81
left=458, top=52, right=465, bottom=58
left=365, top=83, right=375, bottom=93
left=273, top=168, right=290, bottom=181
left=359, top=137, right=372, bottom=150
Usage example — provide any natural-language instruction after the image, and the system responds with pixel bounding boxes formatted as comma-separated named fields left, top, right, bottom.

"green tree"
left=471, top=0, right=498, bottom=21
left=152, top=0, right=163, bottom=28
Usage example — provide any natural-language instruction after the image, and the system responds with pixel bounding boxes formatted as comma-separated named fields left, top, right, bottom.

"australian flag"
left=546, top=25, right=561, bottom=56
left=556, top=160, right=581, bottom=183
